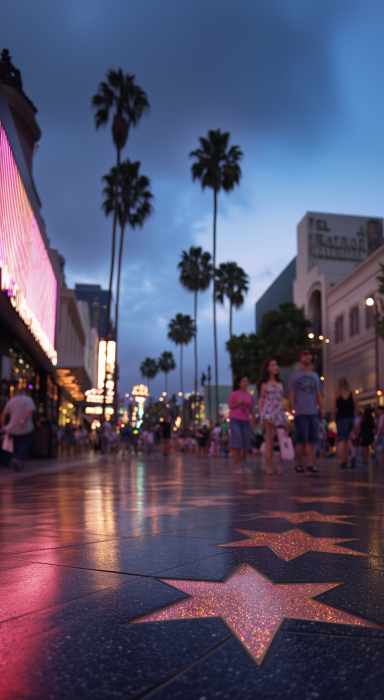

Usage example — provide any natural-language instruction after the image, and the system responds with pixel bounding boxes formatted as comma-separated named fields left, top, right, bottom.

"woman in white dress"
left=257, top=358, right=288, bottom=475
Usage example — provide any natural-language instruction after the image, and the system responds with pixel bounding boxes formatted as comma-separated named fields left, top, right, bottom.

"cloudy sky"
left=2, top=0, right=384, bottom=399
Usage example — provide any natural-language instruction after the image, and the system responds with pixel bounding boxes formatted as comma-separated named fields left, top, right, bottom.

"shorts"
left=337, top=418, right=354, bottom=441
left=230, top=418, right=251, bottom=450
left=294, top=415, right=319, bottom=445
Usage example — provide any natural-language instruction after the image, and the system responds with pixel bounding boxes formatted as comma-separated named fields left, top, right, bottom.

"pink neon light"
left=0, top=121, right=57, bottom=348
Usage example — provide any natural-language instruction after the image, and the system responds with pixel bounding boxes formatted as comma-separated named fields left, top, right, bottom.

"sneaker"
left=349, top=457, right=356, bottom=469
left=294, top=466, right=305, bottom=474
left=339, top=462, right=347, bottom=470
left=11, top=458, right=22, bottom=472
left=306, top=465, right=319, bottom=474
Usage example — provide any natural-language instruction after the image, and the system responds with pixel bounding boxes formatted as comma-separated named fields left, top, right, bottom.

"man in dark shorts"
left=288, top=348, right=324, bottom=474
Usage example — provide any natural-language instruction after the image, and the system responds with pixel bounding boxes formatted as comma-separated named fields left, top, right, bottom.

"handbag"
left=2, top=432, right=14, bottom=453
left=277, top=428, right=295, bottom=460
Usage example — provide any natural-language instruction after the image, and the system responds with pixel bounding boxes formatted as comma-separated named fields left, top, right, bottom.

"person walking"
left=228, top=375, right=255, bottom=474
left=257, top=359, right=288, bottom=475
left=162, top=415, right=171, bottom=455
left=375, top=405, right=384, bottom=467
left=332, top=377, right=359, bottom=469
left=361, top=406, right=376, bottom=465
left=120, top=423, right=133, bottom=458
left=288, top=348, right=324, bottom=474
left=0, top=388, right=36, bottom=471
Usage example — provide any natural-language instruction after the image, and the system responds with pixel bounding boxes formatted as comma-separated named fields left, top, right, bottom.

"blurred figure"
left=361, top=406, right=376, bottom=465
left=100, top=418, right=113, bottom=454
left=211, top=422, right=222, bottom=456
left=120, top=423, right=133, bottom=458
left=332, top=378, right=359, bottom=469
left=1, top=387, right=36, bottom=471
left=257, top=359, right=287, bottom=475
left=252, top=419, right=264, bottom=458
left=228, top=376, right=255, bottom=474
left=196, top=424, right=209, bottom=457
left=162, top=415, right=171, bottom=455
left=375, top=406, right=384, bottom=467
left=73, top=425, right=87, bottom=454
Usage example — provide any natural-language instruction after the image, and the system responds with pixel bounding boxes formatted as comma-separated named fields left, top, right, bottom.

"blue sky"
left=1, top=0, right=384, bottom=399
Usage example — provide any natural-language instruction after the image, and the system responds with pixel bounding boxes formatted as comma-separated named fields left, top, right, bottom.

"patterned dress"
left=260, top=383, right=287, bottom=427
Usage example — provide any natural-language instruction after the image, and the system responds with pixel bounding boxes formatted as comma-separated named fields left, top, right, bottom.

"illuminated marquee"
left=0, top=122, right=57, bottom=364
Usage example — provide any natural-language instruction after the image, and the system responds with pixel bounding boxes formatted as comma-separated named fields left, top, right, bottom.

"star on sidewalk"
left=132, top=565, right=376, bottom=663
left=295, top=496, right=362, bottom=504
left=218, top=528, right=367, bottom=561
left=251, top=511, right=354, bottom=525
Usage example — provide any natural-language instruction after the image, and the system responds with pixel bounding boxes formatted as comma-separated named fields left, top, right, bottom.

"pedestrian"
left=332, top=377, right=360, bottom=469
left=361, top=406, right=376, bottom=465
left=252, top=419, right=264, bottom=458
left=73, top=425, right=87, bottom=454
left=120, top=423, right=133, bottom=458
left=162, top=415, right=171, bottom=455
left=288, top=348, right=324, bottom=474
left=220, top=417, right=229, bottom=453
left=0, top=388, right=36, bottom=471
left=100, top=418, right=112, bottom=454
left=212, top=422, right=222, bottom=456
left=257, top=358, right=288, bottom=475
left=195, top=424, right=209, bottom=457
left=228, top=375, right=255, bottom=474
left=375, top=406, right=384, bottom=467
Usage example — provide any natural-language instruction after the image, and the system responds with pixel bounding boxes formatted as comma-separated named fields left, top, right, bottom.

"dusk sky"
left=2, top=0, right=384, bottom=400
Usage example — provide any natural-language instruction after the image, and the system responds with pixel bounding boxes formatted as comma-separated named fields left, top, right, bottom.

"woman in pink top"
left=228, top=376, right=255, bottom=474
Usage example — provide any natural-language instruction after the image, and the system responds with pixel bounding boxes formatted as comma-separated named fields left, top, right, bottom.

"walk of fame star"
left=251, top=511, right=354, bottom=525
left=295, top=496, right=362, bottom=504
left=132, top=565, right=376, bottom=663
left=218, top=528, right=367, bottom=560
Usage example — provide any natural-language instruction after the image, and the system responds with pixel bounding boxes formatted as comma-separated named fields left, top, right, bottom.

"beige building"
left=324, top=245, right=384, bottom=410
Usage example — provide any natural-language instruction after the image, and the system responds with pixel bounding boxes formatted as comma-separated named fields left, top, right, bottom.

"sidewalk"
left=0, top=452, right=102, bottom=482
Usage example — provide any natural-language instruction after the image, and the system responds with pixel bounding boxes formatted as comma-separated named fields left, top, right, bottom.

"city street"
left=1, top=453, right=384, bottom=699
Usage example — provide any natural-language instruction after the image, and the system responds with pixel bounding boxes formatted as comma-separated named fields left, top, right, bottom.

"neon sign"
left=0, top=122, right=57, bottom=364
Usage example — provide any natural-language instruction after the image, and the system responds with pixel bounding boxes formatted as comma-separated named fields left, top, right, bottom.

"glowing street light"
left=162, top=392, right=167, bottom=396
left=178, top=391, right=183, bottom=397
left=308, top=333, right=314, bottom=339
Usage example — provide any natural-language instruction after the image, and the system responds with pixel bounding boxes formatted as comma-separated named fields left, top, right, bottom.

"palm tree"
left=178, top=246, right=212, bottom=394
left=140, top=358, right=158, bottom=394
left=92, top=69, right=149, bottom=412
left=215, top=262, right=249, bottom=338
left=158, top=351, right=176, bottom=394
left=167, top=314, right=196, bottom=399
left=102, top=160, right=153, bottom=414
left=190, top=129, right=242, bottom=420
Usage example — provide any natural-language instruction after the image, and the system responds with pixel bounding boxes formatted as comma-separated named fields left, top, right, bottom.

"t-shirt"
left=212, top=426, right=221, bottom=439
left=4, top=394, right=36, bottom=435
left=287, top=370, right=322, bottom=416
left=228, top=391, right=254, bottom=421
left=221, top=422, right=229, bottom=437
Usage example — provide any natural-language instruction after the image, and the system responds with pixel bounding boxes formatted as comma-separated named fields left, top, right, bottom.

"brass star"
left=295, top=496, right=362, bottom=504
left=132, top=565, right=376, bottom=664
left=251, top=511, right=354, bottom=525
left=218, top=528, right=367, bottom=561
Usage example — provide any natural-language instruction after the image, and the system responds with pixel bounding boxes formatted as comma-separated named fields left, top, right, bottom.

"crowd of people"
left=2, top=347, right=383, bottom=474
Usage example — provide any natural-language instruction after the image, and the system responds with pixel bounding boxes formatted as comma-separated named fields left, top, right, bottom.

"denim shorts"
left=294, top=415, right=319, bottom=445
left=337, top=417, right=354, bottom=441
left=230, top=418, right=251, bottom=450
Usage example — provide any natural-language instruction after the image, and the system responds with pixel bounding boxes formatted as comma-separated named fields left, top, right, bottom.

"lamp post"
left=366, top=296, right=383, bottom=407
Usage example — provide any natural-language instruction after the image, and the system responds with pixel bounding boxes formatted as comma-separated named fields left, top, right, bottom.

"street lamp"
left=366, top=296, right=383, bottom=406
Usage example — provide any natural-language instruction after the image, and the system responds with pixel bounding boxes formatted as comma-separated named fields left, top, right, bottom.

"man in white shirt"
left=1, top=389, right=36, bottom=471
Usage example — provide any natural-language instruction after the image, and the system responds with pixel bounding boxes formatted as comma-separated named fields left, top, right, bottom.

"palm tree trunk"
left=165, top=372, right=168, bottom=395
left=213, top=187, right=219, bottom=423
left=104, top=145, right=121, bottom=419
left=113, top=217, right=126, bottom=422
left=229, top=299, right=233, bottom=338
left=180, top=344, right=184, bottom=427
left=194, top=289, right=198, bottom=394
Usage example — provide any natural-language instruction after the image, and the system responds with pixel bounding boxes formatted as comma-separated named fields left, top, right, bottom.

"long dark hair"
left=233, top=375, right=247, bottom=391
left=256, top=358, right=283, bottom=392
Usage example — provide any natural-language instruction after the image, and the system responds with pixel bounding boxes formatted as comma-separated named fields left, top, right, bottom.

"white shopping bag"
left=277, top=428, right=295, bottom=461
left=2, top=432, right=14, bottom=453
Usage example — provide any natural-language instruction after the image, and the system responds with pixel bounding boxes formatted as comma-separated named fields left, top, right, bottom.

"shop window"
left=349, top=307, right=359, bottom=336
left=334, top=316, right=344, bottom=343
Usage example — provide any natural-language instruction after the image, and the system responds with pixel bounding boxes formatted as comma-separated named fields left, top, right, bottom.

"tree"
left=140, top=358, right=158, bottom=394
left=158, top=351, right=176, bottom=394
left=102, top=159, right=153, bottom=414
left=226, top=302, right=312, bottom=383
left=178, top=246, right=212, bottom=393
left=92, top=69, right=149, bottom=413
left=167, top=314, right=196, bottom=398
left=190, top=129, right=242, bottom=421
left=215, top=262, right=249, bottom=338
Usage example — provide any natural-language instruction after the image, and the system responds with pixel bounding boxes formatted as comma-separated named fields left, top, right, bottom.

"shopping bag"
left=277, top=428, right=295, bottom=460
left=2, top=432, right=14, bottom=453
